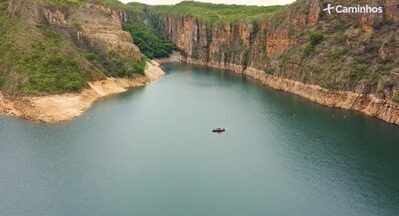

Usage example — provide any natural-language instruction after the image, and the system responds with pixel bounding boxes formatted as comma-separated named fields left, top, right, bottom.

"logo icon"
left=323, top=3, right=335, bottom=15
left=322, top=3, right=383, bottom=15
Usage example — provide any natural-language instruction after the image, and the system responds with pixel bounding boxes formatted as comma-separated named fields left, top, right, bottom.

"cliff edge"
left=144, top=0, right=399, bottom=125
left=0, top=0, right=164, bottom=122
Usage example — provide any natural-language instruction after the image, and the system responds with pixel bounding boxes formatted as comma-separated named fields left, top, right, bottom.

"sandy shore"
left=0, top=60, right=165, bottom=123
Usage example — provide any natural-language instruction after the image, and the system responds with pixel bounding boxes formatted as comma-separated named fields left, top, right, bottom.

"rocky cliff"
left=37, top=0, right=146, bottom=77
left=0, top=0, right=164, bottom=122
left=149, top=0, right=399, bottom=125
left=2, top=0, right=399, bottom=124
left=1, top=0, right=147, bottom=95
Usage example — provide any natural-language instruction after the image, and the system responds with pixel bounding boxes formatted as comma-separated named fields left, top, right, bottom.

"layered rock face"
left=75, top=4, right=140, bottom=58
left=243, top=68, right=399, bottom=125
left=1, top=0, right=166, bottom=122
left=156, top=0, right=398, bottom=73
left=153, top=0, right=399, bottom=125
left=39, top=2, right=141, bottom=60
left=4, top=0, right=146, bottom=89
left=156, top=0, right=320, bottom=70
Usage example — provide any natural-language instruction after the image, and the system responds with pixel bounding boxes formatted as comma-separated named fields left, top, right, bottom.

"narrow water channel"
left=0, top=63, right=398, bottom=216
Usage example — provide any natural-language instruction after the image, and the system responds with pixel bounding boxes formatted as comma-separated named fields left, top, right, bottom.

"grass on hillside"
left=153, top=1, right=285, bottom=23
left=0, top=0, right=103, bottom=95
left=36, top=0, right=126, bottom=9
left=0, top=0, right=151, bottom=95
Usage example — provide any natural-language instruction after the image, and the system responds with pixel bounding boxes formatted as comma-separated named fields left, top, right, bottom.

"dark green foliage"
left=128, top=57, right=147, bottom=75
left=309, top=32, right=324, bottom=46
left=242, top=50, right=251, bottom=67
left=85, top=52, right=99, bottom=61
left=102, top=51, right=146, bottom=77
left=350, top=64, right=367, bottom=82
left=303, top=32, right=324, bottom=56
left=123, top=22, right=173, bottom=59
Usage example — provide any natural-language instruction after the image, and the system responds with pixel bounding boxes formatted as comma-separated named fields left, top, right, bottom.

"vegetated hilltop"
left=2, top=0, right=399, bottom=108
left=146, top=0, right=399, bottom=104
left=0, top=0, right=147, bottom=96
left=153, top=1, right=284, bottom=24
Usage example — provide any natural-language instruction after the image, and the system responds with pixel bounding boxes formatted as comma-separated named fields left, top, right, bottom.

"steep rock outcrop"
left=40, top=3, right=141, bottom=59
left=79, top=4, right=140, bottom=57
left=155, top=0, right=320, bottom=71
left=42, top=7, right=66, bottom=24
left=307, top=0, right=320, bottom=25
left=153, top=0, right=399, bottom=125
left=1, top=0, right=166, bottom=122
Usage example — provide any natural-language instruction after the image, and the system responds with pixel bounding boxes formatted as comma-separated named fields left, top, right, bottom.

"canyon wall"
left=1, top=0, right=165, bottom=122
left=2, top=0, right=148, bottom=96
left=155, top=0, right=399, bottom=76
left=152, top=0, right=399, bottom=125
left=155, top=0, right=319, bottom=71
left=7, top=0, right=137, bottom=57
left=39, top=2, right=142, bottom=63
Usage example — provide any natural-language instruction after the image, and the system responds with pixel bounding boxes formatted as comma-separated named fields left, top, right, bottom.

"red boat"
left=212, top=128, right=226, bottom=133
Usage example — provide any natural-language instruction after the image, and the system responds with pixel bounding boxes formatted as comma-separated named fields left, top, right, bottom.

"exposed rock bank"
left=151, top=0, right=399, bottom=126
left=0, top=61, right=164, bottom=123
left=182, top=57, right=399, bottom=125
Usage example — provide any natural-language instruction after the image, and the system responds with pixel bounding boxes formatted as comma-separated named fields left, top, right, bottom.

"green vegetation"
left=122, top=2, right=175, bottom=58
left=153, top=1, right=284, bottom=24
left=309, top=32, right=324, bottom=46
left=0, top=0, right=103, bottom=95
left=101, top=51, right=147, bottom=77
left=2, top=0, right=397, bottom=103
left=0, top=0, right=146, bottom=96
left=392, top=94, right=399, bottom=103
left=303, top=32, right=324, bottom=56
left=38, top=0, right=123, bottom=7
left=303, top=44, right=314, bottom=57
left=0, top=0, right=287, bottom=95
left=123, top=22, right=173, bottom=58
left=349, top=64, right=367, bottom=82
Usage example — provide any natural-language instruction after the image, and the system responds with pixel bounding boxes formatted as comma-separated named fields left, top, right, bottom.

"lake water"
left=0, top=63, right=398, bottom=216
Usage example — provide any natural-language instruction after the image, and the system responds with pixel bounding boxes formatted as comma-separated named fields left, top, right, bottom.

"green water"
left=0, top=63, right=398, bottom=216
